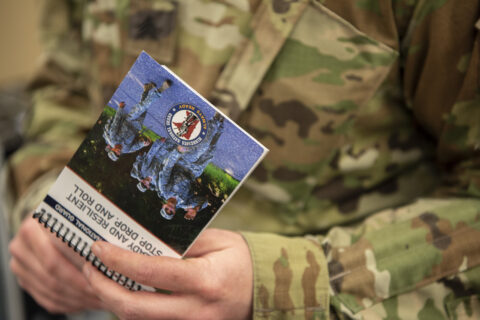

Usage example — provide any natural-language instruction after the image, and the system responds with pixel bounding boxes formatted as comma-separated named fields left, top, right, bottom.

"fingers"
left=50, top=231, right=87, bottom=269
left=83, top=264, right=203, bottom=320
left=21, top=218, right=95, bottom=296
left=9, top=218, right=103, bottom=312
left=10, top=231, right=85, bottom=301
left=11, top=257, right=99, bottom=313
left=82, top=229, right=253, bottom=320
left=91, top=241, right=208, bottom=292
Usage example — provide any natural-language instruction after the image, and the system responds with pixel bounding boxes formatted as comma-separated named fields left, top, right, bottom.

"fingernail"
left=92, top=242, right=103, bottom=256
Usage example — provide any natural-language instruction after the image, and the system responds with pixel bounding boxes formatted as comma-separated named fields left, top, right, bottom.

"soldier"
left=153, top=113, right=224, bottom=219
left=156, top=152, right=209, bottom=221
left=103, top=80, right=170, bottom=160
left=127, top=80, right=171, bottom=122
left=133, top=113, right=223, bottom=219
left=160, top=197, right=178, bottom=220
left=7, top=0, right=480, bottom=319
left=158, top=176, right=207, bottom=221
left=130, top=137, right=175, bottom=192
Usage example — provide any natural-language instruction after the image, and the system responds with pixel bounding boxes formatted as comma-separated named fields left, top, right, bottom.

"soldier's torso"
left=82, top=0, right=479, bottom=234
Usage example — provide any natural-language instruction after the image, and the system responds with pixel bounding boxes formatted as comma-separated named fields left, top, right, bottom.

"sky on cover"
left=107, top=52, right=266, bottom=181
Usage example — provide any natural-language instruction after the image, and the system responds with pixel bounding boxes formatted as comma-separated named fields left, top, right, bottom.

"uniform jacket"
left=8, top=0, right=480, bottom=319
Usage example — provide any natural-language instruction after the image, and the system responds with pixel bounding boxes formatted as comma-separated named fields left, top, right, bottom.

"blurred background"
left=0, top=2, right=110, bottom=319
left=0, top=0, right=42, bottom=156
left=0, top=0, right=43, bottom=85
left=0, top=1, right=44, bottom=319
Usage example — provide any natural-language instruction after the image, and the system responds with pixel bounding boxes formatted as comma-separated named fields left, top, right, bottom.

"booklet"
left=33, top=52, right=268, bottom=291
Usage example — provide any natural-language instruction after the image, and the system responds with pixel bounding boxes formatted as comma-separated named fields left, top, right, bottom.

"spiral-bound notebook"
left=33, top=52, right=267, bottom=291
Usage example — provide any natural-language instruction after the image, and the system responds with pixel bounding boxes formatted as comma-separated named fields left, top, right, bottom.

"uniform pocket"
left=235, top=2, right=399, bottom=226
left=82, top=0, right=178, bottom=106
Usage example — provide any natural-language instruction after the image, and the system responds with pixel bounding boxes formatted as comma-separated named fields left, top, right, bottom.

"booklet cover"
left=33, top=52, right=267, bottom=288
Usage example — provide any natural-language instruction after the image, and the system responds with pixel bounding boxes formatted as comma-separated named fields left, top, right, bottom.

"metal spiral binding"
left=33, top=209, right=141, bottom=291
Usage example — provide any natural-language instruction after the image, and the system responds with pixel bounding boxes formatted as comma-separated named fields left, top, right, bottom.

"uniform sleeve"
left=241, top=232, right=330, bottom=319
left=237, top=0, right=480, bottom=319
left=8, top=0, right=94, bottom=232
left=242, top=196, right=480, bottom=319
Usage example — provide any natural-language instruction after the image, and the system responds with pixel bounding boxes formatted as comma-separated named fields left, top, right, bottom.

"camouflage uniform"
left=102, top=104, right=147, bottom=159
left=157, top=161, right=209, bottom=212
left=131, top=138, right=176, bottom=191
left=134, top=115, right=224, bottom=207
left=7, top=0, right=480, bottom=319
left=127, top=83, right=163, bottom=121
left=155, top=144, right=208, bottom=211
left=103, top=85, right=165, bottom=159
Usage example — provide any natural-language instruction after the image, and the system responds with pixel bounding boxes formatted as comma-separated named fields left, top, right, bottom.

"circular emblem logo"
left=165, top=104, right=208, bottom=146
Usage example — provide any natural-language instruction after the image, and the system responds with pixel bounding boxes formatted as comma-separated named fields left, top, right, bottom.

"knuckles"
left=190, top=260, right=225, bottom=300
left=43, top=252, right=60, bottom=274
left=44, top=273, right=64, bottom=292
left=194, top=274, right=224, bottom=301
left=19, top=217, right=39, bottom=238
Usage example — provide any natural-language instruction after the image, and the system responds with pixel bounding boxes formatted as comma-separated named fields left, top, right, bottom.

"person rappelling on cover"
left=157, top=112, right=225, bottom=221
left=103, top=79, right=172, bottom=161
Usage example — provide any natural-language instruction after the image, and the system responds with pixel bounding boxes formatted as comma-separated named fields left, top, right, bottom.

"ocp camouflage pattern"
left=7, top=0, right=480, bottom=319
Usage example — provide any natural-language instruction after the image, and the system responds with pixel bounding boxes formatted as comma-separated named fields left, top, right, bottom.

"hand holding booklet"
left=33, top=52, right=267, bottom=291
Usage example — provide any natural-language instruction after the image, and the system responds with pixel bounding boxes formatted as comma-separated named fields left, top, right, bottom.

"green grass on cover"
left=141, top=127, right=163, bottom=142
left=202, top=164, right=239, bottom=196
left=103, top=106, right=116, bottom=117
